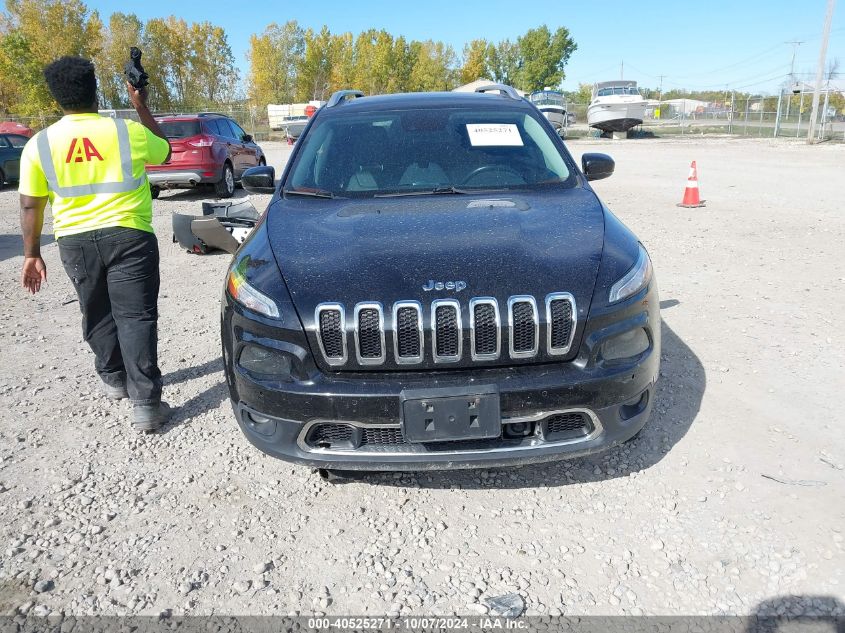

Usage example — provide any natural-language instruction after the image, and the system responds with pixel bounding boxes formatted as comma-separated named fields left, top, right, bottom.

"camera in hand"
left=124, top=47, right=149, bottom=90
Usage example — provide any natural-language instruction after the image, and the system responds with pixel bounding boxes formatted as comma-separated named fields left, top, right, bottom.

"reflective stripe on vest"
left=37, top=118, right=147, bottom=197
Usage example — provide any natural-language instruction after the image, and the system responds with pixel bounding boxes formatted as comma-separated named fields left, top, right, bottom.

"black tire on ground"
left=150, top=185, right=160, bottom=199
left=215, top=163, right=235, bottom=198
left=0, top=168, right=5, bottom=189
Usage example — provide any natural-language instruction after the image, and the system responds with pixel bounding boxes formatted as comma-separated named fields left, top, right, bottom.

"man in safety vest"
left=18, top=56, right=172, bottom=432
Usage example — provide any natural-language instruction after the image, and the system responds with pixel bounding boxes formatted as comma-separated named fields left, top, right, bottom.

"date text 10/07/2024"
left=307, top=617, right=528, bottom=630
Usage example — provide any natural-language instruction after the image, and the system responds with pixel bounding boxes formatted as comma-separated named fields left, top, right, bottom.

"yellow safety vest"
left=18, top=113, right=169, bottom=238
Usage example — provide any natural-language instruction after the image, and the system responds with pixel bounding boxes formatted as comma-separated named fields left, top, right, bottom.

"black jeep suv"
left=221, top=85, right=660, bottom=471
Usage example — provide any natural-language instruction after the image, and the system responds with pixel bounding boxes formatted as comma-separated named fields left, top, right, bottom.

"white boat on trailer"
left=528, top=89, right=570, bottom=136
left=587, top=80, right=646, bottom=137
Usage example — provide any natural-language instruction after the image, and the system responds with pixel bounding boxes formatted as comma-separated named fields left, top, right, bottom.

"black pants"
left=58, top=227, right=162, bottom=405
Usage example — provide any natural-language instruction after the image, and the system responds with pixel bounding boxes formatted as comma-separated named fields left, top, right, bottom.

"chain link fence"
left=557, top=95, right=844, bottom=141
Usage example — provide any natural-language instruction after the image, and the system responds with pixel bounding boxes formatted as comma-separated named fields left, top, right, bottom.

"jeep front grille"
left=315, top=294, right=576, bottom=368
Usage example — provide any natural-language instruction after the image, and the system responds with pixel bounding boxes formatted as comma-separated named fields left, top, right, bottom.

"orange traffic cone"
left=677, top=161, right=706, bottom=208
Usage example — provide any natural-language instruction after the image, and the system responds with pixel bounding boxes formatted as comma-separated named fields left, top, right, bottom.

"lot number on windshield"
left=466, top=123, right=524, bottom=146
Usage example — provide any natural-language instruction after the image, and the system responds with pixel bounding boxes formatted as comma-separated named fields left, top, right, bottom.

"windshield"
left=529, top=91, right=565, bottom=107
left=596, top=86, right=641, bottom=97
left=159, top=120, right=201, bottom=139
left=286, top=106, right=574, bottom=197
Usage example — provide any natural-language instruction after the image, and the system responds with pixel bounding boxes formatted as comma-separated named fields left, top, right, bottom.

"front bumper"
left=221, top=280, right=660, bottom=471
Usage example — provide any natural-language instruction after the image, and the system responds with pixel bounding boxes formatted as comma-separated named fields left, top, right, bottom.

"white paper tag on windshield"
left=466, top=123, right=523, bottom=146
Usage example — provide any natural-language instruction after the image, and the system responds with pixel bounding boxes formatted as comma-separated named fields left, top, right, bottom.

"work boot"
left=132, top=402, right=171, bottom=432
left=102, top=380, right=129, bottom=401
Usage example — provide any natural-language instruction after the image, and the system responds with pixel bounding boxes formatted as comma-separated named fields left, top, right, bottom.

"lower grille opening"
left=306, top=423, right=357, bottom=450
left=303, top=411, right=596, bottom=453
left=542, top=412, right=593, bottom=441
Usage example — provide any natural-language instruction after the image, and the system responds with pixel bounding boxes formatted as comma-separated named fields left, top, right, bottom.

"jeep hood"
left=266, top=188, right=604, bottom=322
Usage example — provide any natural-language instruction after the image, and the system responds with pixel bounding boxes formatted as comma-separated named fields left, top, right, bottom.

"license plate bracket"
left=400, top=385, right=501, bottom=443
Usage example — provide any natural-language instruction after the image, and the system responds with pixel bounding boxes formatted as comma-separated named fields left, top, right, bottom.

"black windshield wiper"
left=375, top=186, right=469, bottom=198
left=283, top=188, right=335, bottom=199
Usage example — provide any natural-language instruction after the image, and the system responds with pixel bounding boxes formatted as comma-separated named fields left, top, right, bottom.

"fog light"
left=601, top=328, right=649, bottom=361
left=239, top=344, right=293, bottom=378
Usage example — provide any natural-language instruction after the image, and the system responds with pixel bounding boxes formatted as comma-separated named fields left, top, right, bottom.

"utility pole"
left=807, top=0, right=836, bottom=143
left=785, top=40, right=803, bottom=118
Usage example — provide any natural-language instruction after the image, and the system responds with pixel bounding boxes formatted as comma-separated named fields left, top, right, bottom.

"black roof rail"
left=197, top=112, right=230, bottom=118
left=474, top=84, right=522, bottom=100
left=326, top=90, right=365, bottom=108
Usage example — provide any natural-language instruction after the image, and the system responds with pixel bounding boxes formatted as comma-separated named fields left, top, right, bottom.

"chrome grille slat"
left=507, top=296, right=539, bottom=358
left=546, top=292, right=577, bottom=355
left=469, top=297, right=500, bottom=360
left=431, top=299, right=462, bottom=362
left=315, top=303, right=347, bottom=366
left=393, top=301, right=423, bottom=364
left=353, top=303, right=385, bottom=365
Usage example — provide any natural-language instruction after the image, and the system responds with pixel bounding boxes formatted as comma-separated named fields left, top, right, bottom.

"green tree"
left=297, top=25, right=333, bottom=101
left=408, top=40, right=457, bottom=92
left=247, top=20, right=303, bottom=107
left=566, top=82, right=593, bottom=105
left=487, top=39, right=519, bottom=86
left=515, top=25, right=576, bottom=91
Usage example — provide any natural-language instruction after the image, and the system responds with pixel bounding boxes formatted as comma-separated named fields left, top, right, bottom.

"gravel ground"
left=0, top=137, right=843, bottom=618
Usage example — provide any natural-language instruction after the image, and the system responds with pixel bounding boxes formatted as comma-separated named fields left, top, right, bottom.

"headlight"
left=609, top=245, right=652, bottom=303
left=227, top=268, right=280, bottom=318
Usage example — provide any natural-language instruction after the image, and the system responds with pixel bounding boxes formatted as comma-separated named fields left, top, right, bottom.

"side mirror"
left=242, top=134, right=253, bottom=143
left=242, top=165, right=276, bottom=195
left=582, top=153, right=615, bottom=181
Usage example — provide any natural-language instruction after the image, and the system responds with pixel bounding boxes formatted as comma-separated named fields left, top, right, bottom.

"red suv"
left=146, top=113, right=266, bottom=198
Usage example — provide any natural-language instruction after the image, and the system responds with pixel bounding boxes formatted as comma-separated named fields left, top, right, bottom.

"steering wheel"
left=461, top=164, right=523, bottom=186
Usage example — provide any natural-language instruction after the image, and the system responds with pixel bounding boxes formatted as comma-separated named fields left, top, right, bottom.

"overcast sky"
left=84, top=0, right=844, bottom=94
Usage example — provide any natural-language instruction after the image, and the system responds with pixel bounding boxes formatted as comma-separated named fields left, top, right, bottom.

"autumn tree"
left=247, top=20, right=303, bottom=107
left=141, top=16, right=238, bottom=111
left=460, top=39, right=491, bottom=84
left=96, top=12, right=143, bottom=109
left=0, top=0, right=102, bottom=114
left=188, top=21, right=239, bottom=106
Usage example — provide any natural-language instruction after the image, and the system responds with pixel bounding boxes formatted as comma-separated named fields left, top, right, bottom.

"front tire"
left=150, top=185, right=160, bottom=199
left=215, top=163, right=235, bottom=198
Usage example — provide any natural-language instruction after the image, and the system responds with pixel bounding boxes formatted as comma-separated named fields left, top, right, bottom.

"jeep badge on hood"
left=422, top=280, right=467, bottom=292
